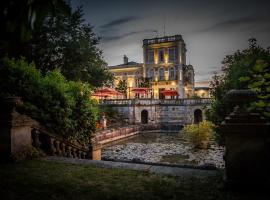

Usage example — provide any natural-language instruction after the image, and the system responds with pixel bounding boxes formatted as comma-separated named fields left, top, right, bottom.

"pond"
left=101, top=132, right=225, bottom=168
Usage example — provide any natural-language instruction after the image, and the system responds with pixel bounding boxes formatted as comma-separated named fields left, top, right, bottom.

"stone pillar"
left=178, top=65, right=185, bottom=99
left=88, top=142, right=102, bottom=160
left=221, top=90, right=270, bottom=189
left=0, top=97, right=33, bottom=161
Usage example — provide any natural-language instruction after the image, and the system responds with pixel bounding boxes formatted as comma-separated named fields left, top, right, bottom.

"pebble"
left=102, top=142, right=225, bottom=168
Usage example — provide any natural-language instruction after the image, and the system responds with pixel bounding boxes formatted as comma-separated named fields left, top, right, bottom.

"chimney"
left=123, top=55, right=128, bottom=64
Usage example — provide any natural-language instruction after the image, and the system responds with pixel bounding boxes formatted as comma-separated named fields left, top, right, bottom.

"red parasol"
left=93, top=88, right=123, bottom=96
left=160, top=90, right=179, bottom=96
left=131, top=88, right=152, bottom=94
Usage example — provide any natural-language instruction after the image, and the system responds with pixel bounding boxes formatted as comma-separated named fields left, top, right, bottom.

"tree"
left=0, top=1, right=113, bottom=87
left=30, top=6, right=113, bottom=87
left=207, top=38, right=270, bottom=143
left=139, top=77, right=151, bottom=88
left=0, top=0, right=70, bottom=58
left=0, top=57, right=98, bottom=143
left=115, top=80, right=127, bottom=98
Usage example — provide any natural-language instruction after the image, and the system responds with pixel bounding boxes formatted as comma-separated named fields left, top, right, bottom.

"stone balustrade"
left=31, top=126, right=89, bottom=159
left=95, top=124, right=160, bottom=145
left=102, top=98, right=211, bottom=106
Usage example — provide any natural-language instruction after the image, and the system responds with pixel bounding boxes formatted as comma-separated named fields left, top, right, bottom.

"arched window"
left=169, top=67, right=175, bottom=80
left=159, top=68, right=164, bottom=81
left=148, top=68, right=154, bottom=81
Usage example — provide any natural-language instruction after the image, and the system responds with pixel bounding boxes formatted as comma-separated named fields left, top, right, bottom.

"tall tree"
left=207, top=38, right=270, bottom=142
left=30, top=6, right=113, bottom=87
left=0, top=0, right=70, bottom=58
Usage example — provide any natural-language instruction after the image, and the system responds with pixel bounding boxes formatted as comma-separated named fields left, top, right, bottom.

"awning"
left=131, top=88, right=152, bottom=94
left=92, top=93, right=109, bottom=97
left=93, top=88, right=123, bottom=97
left=160, top=90, right=179, bottom=96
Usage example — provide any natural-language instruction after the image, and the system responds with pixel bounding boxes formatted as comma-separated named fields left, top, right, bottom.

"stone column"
left=0, top=97, right=33, bottom=161
left=221, top=90, right=270, bottom=189
left=178, top=65, right=185, bottom=99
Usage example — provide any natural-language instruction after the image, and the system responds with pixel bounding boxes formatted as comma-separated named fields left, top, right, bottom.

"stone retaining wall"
left=102, top=99, right=211, bottom=127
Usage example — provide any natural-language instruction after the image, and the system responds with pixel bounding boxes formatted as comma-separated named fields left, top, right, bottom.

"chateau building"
left=108, top=35, right=209, bottom=99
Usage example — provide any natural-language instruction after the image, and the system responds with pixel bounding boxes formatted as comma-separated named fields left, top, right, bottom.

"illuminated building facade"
left=108, top=35, right=208, bottom=99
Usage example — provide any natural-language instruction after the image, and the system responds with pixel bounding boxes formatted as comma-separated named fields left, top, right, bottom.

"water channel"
left=101, top=132, right=225, bottom=168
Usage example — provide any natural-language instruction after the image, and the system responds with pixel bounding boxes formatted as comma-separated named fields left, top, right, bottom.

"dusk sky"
left=71, top=0, right=270, bottom=82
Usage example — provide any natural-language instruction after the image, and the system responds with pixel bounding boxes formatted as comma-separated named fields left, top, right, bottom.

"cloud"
left=99, top=16, right=140, bottom=29
left=102, top=29, right=158, bottom=42
left=199, top=16, right=270, bottom=33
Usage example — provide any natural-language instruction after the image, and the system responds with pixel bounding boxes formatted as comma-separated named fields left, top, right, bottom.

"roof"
left=108, top=61, right=143, bottom=69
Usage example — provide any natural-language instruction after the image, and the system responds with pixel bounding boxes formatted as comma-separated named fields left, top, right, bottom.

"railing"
left=102, top=98, right=212, bottom=106
left=31, top=125, right=89, bottom=159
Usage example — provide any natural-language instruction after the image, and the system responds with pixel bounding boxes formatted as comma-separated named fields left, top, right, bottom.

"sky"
left=71, top=0, right=270, bottom=82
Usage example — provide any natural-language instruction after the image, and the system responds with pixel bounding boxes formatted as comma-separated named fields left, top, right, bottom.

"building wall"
left=108, top=35, right=199, bottom=99
left=103, top=99, right=210, bottom=130
left=195, top=89, right=211, bottom=98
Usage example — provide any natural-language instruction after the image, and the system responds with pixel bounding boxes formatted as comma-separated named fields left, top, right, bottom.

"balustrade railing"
left=102, top=98, right=211, bottom=106
left=31, top=125, right=89, bottom=159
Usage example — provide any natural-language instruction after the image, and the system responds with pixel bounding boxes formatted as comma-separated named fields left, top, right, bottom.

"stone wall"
left=102, top=99, right=210, bottom=131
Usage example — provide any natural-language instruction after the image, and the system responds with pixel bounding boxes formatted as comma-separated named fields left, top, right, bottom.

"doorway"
left=141, top=110, right=148, bottom=124
left=194, top=109, right=203, bottom=124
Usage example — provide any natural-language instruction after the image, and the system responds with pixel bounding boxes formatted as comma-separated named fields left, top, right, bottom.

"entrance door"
left=141, top=110, right=148, bottom=124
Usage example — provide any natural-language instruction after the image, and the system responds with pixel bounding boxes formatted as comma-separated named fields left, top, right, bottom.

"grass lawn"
left=0, top=160, right=239, bottom=200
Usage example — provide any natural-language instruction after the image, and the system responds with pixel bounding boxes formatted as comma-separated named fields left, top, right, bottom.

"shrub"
left=182, top=121, right=215, bottom=149
left=0, top=57, right=98, bottom=143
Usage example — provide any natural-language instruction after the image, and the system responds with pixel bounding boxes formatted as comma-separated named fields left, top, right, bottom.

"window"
left=148, top=50, right=154, bottom=63
left=158, top=50, right=164, bottom=63
left=169, top=67, right=175, bottom=80
left=159, top=68, right=164, bottom=81
left=169, top=48, right=175, bottom=62
left=147, top=68, right=154, bottom=81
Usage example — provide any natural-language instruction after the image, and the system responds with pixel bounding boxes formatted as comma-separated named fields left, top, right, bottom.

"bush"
left=182, top=121, right=215, bottom=149
left=0, top=57, right=98, bottom=143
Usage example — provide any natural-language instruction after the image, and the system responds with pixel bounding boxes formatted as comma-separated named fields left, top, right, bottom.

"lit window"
left=159, top=68, right=164, bottom=80
left=158, top=50, right=164, bottom=63
left=169, top=67, right=175, bottom=79
left=148, top=68, right=154, bottom=81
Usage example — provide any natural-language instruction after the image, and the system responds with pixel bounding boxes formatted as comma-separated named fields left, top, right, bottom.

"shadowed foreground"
left=0, top=160, right=266, bottom=200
